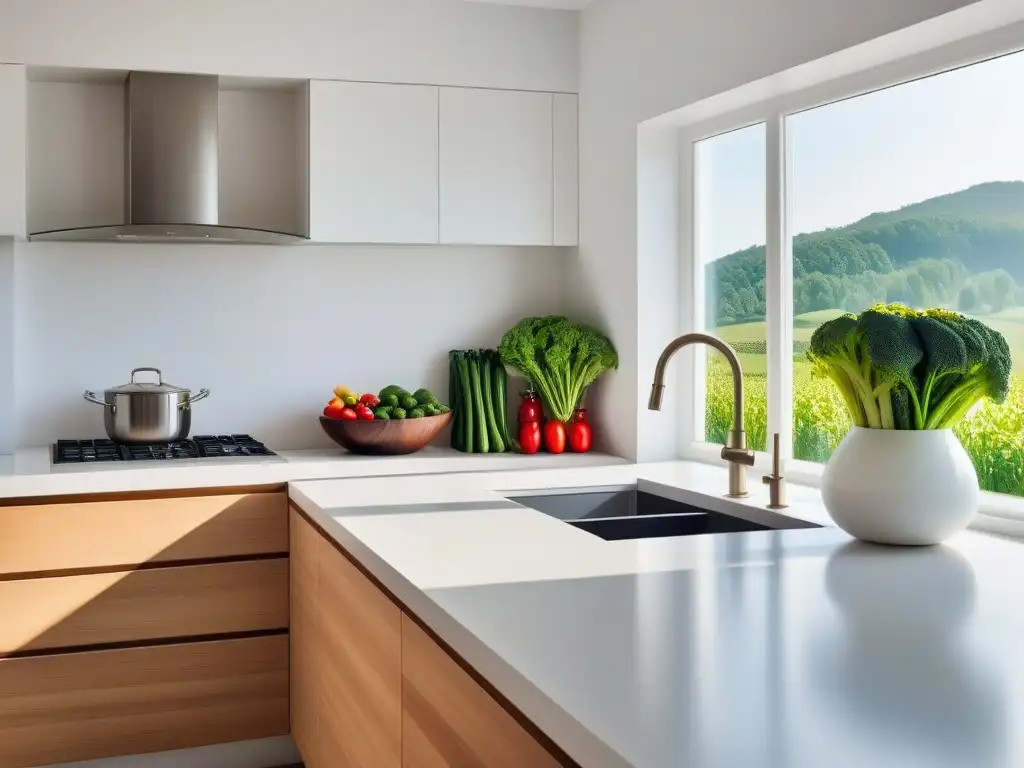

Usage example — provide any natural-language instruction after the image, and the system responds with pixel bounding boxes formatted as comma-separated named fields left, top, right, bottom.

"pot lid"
left=107, top=368, right=190, bottom=395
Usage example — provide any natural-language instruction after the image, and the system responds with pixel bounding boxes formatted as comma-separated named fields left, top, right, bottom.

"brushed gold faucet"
left=649, top=333, right=755, bottom=497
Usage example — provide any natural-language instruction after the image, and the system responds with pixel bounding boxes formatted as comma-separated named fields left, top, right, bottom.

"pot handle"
left=83, top=391, right=113, bottom=410
left=180, top=388, right=211, bottom=409
left=131, top=367, right=163, bottom=384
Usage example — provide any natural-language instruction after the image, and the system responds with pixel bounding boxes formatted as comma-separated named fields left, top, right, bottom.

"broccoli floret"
left=408, top=407, right=426, bottom=419
left=372, top=408, right=391, bottom=420
left=391, top=407, right=407, bottom=420
left=857, top=305, right=925, bottom=428
left=381, top=393, right=400, bottom=409
left=499, top=316, right=619, bottom=422
left=399, top=394, right=418, bottom=410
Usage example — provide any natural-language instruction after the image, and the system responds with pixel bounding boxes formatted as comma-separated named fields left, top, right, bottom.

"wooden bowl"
left=319, top=411, right=453, bottom=456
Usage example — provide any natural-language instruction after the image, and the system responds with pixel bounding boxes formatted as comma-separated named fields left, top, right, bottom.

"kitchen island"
left=290, top=462, right=1024, bottom=768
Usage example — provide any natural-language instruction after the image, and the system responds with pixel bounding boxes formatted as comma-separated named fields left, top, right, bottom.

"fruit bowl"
left=319, top=411, right=453, bottom=456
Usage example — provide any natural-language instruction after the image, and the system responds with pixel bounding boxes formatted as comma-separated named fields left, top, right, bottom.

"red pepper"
left=519, top=422, right=542, bottom=454
left=354, top=404, right=375, bottom=421
left=339, top=407, right=359, bottom=421
left=359, top=393, right=381, bottom=408
left=543, top=420, right=567, bottom=454
left=568, top=409, right=592, bottom=453
left=517, top=391, right=543, bottom=424
left=323, top=400, right=346, bottom=419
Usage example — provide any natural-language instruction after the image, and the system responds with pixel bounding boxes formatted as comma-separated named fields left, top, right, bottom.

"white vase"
left=821, top=427, right=979, bottom=546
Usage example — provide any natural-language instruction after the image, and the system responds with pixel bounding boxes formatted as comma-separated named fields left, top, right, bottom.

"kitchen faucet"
left=648, top=333, right=755, bottom=497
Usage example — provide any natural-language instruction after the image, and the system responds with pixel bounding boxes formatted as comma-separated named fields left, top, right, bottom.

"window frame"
left=676, top=20, right=1024, bottom=519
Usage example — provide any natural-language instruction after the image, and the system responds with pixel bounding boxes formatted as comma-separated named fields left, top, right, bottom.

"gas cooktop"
left=52, top=435, right=278, bottom=465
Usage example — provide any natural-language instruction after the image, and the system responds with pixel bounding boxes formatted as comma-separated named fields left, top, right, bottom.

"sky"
left=697, top=47, right=1024, bottom=264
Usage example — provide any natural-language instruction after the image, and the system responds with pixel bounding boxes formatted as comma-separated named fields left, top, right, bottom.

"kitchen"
left=2, top=1, right=1024, bottom=767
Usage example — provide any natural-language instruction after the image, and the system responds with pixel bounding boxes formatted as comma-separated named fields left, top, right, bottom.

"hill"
left=708, top=182, right=1024, bottom=325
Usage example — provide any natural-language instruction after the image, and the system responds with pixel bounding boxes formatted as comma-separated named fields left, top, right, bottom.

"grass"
left=704, top=310, right=1024, bottom=497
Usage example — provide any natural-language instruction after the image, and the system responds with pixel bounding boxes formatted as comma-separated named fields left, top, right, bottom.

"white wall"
left=15, top=243, right=566, bottom=448
left=0, top=0, right=578, bottom=94
left=0, top=0, right=578, bottom=451
left=576, top=0, right=985, bottom=462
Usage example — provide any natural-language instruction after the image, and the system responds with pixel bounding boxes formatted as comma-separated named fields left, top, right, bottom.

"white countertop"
left=0, top=446, right=625, bottom=499
left=291, top=462, right=1024, bottom=768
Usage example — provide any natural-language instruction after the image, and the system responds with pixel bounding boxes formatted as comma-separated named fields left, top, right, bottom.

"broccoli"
left=408, top=407, right=426, bottom=419
left=399, top=394, right=418, bottom=410
left=391, top=407, right=407, bottom=420
left=372, top=408, right=391, bottom=420
left=381, top=393, right=400, bottom=409
left=499, top=316, right=619, bottom=422
left=806, top=304, right=1011, bottom=431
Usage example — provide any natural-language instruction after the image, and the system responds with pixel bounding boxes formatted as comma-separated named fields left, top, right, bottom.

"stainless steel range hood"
left=30, top=72, right=307, bottom=245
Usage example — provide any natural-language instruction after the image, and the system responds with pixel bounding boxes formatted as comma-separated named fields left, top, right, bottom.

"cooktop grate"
left=52, top=435, right=277, bottom=464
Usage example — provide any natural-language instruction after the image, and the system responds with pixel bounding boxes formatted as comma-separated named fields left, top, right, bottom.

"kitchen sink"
left=507, top=486, right=820, bottom=541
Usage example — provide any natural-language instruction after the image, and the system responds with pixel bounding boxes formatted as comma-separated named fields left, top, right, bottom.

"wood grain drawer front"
left=0, top=634, right=289, bottom=768
left=0, top=491, right=287, bottom=576
left=402, top=615, right=564, bottom=768
left=0, top=558, right=288, bottom=655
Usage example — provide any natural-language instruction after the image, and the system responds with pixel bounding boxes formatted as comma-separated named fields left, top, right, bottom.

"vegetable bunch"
left=449, top=350, right=512, bottom=453
left=807, top=304, right=1011, bottom=430
left=499, top=316, right=619, bottom=423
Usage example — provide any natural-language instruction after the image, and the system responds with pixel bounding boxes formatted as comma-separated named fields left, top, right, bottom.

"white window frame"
left=675, top=17, right=1024, bottom=520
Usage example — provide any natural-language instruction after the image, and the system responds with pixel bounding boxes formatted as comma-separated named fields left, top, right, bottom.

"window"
left=686, top=43, right=1024, bottom=500
left=697, top=124, right=767, bottom=452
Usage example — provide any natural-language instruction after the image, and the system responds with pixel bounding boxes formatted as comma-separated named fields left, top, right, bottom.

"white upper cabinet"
left=439, top=88, right=553, bottom=246
left=0, top=65, right=27, bottom=238
left=553, top=93, right=578, bottom=247
left=309, top=80, right=439, bottom=244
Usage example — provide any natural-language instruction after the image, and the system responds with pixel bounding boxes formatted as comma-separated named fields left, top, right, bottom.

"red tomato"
left=517, top=391, right=543, bottom=424
left=354, top=404, right=375, bottom=421
left=519, top=422, right=542, bottom=454
left=323, top=401, right=346, bottom=419
left=543, top=420, right=567, bottom=454
left=568, top=409, right=592, bottom=453
left=339, top=407, right=359, bottom=421
left=359, top=393, right=381, bottom=408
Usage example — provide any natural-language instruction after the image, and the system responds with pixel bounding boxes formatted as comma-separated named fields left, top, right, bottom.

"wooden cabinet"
left=290, top=509, right=320, bottom=763
left=0, top=635, right=289, bottom=767
left=0, top=488, right=290, bottom=767
left=0, top=559, right=287, bottom=655
left=0, top=490, right=287, bottom=576
left=402, top=615, right=563, bottom=768
left=0, top=65, right=26, bottom=238
left=553, top=93, right=578, bottom=247
left=309, top=80, right=439, bottom=244
left=439, top=87, right=554, bottom=246
left=291, top=511, right=571, bottom=768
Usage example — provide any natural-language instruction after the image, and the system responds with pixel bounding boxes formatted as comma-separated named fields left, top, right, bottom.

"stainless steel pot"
left=83, top=367, right=210, bottom=444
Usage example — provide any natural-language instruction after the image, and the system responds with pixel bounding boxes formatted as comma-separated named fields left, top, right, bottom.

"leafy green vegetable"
left=807, top=303, right=1011, bottom=430
left=479, top=351, right=504, bottom=453
left=499, top=316, right=619, bottom=422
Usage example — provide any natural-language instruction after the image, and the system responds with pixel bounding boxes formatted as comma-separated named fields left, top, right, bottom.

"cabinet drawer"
left=0, top=491, right=287, bottom=576
left=0, top=634, right=289, bottom=767
left=0, top=558, right=288, bottom=655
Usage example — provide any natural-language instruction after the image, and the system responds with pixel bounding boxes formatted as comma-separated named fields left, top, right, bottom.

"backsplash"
left=12, top=242, right=568, bottom=449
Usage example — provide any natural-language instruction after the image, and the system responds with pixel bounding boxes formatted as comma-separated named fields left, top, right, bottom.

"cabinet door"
left=309, top=80, right=439, bottom=244
left=290, top=511, right=320, bottom=765
left=553, top=93, right=578, bottom=247
left=439, top=87, right=553, bottom=246
left=319, top=534, right=402, bottom=767
left=0, top=65, right=26, bottom=238
left=402, top=615, right=564, bottom=768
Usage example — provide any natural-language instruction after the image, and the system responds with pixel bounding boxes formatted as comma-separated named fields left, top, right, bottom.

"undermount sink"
left=507, top=486, right=820, bottom=541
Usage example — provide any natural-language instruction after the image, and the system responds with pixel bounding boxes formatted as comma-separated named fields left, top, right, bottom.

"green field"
left=705, top=309, right=1024, bottom=496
